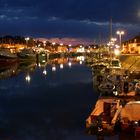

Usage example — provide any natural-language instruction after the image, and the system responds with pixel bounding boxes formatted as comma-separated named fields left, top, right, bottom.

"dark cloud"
left=1, top=0, right=139, bottom=23
left=0, top=0, right=140, bottom=43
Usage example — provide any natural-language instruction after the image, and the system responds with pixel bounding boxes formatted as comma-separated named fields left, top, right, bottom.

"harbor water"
left=0, top=57, right=120, bottom=140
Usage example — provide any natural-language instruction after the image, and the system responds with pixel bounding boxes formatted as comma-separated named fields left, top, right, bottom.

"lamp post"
left=52, top=42, right=56, bottom=46
left=25, top=37, right=30, bottom=48
left=116, top=31, right=124, bottom=48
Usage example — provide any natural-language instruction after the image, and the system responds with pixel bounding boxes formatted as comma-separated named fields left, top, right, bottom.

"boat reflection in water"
left=0, top=64, right=18, bottom=80
left=52, top=64, right=56, bottom=72
left=0, top=61, right=36, bottom=80
left=0, top=56, right=85, bottom=80
left=42, top=68, right=47, bottom=75
left=47, top=56, right=85, bottom=71
left=60, top=63, right=64, bottom=69
left=68, top=61, right=72, bottom=67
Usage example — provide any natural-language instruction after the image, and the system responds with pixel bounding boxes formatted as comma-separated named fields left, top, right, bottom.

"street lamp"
left=52, top=42, right=56, bottom=46
left=111, top=38, right=117, bottom=43
left=114, top=49, right=120, bottom=56
left=116, top=31, right=124, bottom=48
left=43, top=41, right=46, bottom=47
left=25, top=37, right=30, bottom=48
left=60, top=43, right=63, bottom=46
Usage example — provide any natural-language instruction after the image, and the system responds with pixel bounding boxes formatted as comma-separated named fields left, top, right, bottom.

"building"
left=122, top=34, right=140, bottom=54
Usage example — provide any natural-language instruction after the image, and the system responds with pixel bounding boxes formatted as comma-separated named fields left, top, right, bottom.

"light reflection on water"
left=0, top=56, right=98, bottom=140
left=0, top=56, right=121, bottom=140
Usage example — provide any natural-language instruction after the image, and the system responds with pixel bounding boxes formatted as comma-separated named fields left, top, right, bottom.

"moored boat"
left=0, top=48, right=18, bottom=67
left=108, top=59, right=121, bottom=69
left=119, top=101, right=140, bottom=133
left=17, top=48, right=36, bottom=60
left=0, top=48, right=17, bottom=59
left=86, top=97, right=121, bottom=135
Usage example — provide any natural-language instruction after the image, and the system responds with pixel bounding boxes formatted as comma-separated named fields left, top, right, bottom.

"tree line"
left=0, top=35, right=35, bottom=47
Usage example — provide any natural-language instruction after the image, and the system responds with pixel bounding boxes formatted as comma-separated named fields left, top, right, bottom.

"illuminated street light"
left=107, top=41, right=114, bottom=47
left=116, top=30, right=124, bottom=48
left=52, top=42, right=56, bottom=45
left=25, top=37, right=30, bottom=48
left=60, top=43, right=63, bottom=46
left=115, top=45, right=120, bottom=49
left=114, top=49, right=120, bottom=56
left=25, top=37, right=30, bottom=41
left=43, top=41, right=46, bottom=47
left=111, top=38, right=117, bottom=42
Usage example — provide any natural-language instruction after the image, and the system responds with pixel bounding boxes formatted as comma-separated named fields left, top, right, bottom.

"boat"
left=17, top=48, right=36, bottom=60
left=98, top=81, right=115, bottom=95
left=93, top=73, right=105, bottom=87
left=119, top=101, right=140, bottom=132
left=86, top=97, right=121, bottom=135
left=0, top=48, right=18, bottom=67
left=91, top=63, right=107, bottom=75
left=108, top=59, right=121, bottom=69
left=0, top=48, right=17, bottom=59
left=36, top=51, right=47, bottom=66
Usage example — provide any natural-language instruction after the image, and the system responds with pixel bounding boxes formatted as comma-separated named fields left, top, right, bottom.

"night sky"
left=0, top=0, right=140, bottom=44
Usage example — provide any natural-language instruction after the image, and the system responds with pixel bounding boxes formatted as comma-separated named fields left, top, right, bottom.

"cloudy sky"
left=0, top=0, right=140, bottom=44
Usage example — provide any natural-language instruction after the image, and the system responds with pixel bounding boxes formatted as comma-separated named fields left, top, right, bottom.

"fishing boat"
left=86, top=97, right=121, bottom=135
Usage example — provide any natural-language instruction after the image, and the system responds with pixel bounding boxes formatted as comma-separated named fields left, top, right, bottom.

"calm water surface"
left=0, top=58, right=120, bottom=140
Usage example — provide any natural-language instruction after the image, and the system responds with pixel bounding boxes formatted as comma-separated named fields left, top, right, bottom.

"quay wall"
left=119, top=55, right=140, bottom=71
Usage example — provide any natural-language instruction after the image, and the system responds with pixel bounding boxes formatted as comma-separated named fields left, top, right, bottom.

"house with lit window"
left=122, top=34, right=140, bottom=54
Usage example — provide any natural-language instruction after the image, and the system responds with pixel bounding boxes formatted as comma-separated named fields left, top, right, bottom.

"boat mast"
left=110, top=18, right=112, bottom=42
left=98, top=32, right=101, bottom=59
left=109, top=18, right=113, bottom=66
